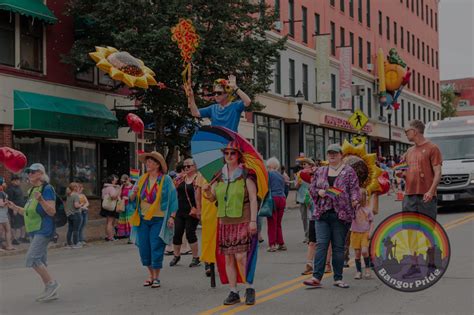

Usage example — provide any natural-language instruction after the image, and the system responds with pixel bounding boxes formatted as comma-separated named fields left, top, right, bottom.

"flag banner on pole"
left=315, top=34, right=331, bottom=103
left=339, top=46, right=352, bottom=110
left=130, top=168, right=140, bottom=181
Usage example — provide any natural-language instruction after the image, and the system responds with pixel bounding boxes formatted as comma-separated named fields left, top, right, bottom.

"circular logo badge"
left=370, top=212, right=450, bottom=292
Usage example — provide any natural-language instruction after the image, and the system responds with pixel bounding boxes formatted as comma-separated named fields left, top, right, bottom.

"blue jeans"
left=78, top=209, right=88, bottom=242
left=137, top=217, right=165, bottom=269
left=67, top=212, right=82, bottom=245
left=313, top=211, right=350, bottom=281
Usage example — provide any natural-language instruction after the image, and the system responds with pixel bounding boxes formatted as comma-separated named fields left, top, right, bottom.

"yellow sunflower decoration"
left=89, top=46, right=158, bottom=89
left=341, top=139, right=383, bottom=195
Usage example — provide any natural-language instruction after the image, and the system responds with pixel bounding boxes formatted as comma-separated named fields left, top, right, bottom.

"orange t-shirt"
left=404, top=141, right=443, bottom=195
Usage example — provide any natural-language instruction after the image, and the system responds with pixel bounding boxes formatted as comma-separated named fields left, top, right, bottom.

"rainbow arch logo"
left=370, top=212, right=450, bottom=292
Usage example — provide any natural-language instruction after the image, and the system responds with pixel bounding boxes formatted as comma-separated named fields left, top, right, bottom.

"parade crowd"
left=1, top=76, right=442, bottom=305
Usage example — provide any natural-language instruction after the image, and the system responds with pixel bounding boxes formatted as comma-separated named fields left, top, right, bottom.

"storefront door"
left=100, top=142, right=130, bottom=183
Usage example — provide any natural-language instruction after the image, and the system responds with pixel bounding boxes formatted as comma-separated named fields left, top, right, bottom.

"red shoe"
left=303, top=278, right=322, bottom=288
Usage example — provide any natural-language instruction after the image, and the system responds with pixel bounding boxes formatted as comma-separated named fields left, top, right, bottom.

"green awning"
left=0, top=0, right=57, bottom=24
left=14, top=90, right=118, bottom=139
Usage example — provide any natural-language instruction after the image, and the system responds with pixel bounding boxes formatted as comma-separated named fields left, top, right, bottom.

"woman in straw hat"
left=129, top=151, right=178, bottom=288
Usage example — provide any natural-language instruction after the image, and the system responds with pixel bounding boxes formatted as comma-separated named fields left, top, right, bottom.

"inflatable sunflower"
left=89, top=46, right=158, bottom=89
left=341, top=139, right=383, bottom=195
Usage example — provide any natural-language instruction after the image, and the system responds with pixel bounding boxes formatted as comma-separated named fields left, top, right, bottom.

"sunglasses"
left=224, top=151, right=238, bottom=157
left=213, top=91, right=225, bottom=96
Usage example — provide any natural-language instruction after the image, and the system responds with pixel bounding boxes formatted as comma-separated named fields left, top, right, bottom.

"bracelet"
left=232, top=88, right=240, bottom=96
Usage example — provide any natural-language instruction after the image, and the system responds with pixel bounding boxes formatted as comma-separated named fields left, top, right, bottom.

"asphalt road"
left=1, top=196, right=473, bottom=315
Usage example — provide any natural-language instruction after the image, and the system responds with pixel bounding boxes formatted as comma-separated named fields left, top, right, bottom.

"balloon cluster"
left=0, top=147, right=27, bottom=174
left=171, top=18, right=200, bottom=63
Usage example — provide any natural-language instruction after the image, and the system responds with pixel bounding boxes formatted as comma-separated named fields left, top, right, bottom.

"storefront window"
left=255, top=115, right=283, bottom=162
left=305, top=125, right=325, bottom=161
left=13, top=135, right=42, bottom=192
left=0, top=11, right=15, bottom=66
left=20, top=16, right=43, bottom=72
left=45, top=138, right=70, bottom=196
left=73, top=141, right=97, bottom=195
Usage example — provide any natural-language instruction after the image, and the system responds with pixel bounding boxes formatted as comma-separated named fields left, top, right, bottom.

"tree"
left=441, top=84, right=457, bottom=119
left=63, top=0, right=286, bottom=167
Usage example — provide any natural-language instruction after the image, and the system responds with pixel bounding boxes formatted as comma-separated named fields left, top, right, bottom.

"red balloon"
left=377, top=171, right=390, bottom=195
left=0, top=147, right=27, bottom=174
left=299, top=169, right=313, bottom=184
left=126, top=113, right=144, bottom=134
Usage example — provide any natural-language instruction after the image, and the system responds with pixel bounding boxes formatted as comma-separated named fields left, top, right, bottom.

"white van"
left=425, top=116, right=474, bottom=206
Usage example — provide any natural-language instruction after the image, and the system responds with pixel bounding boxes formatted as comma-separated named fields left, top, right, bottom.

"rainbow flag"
left=326, top=187, right=344, bottom=198
left=392, top=162, right=409, bottom=171
left=130, top=169, right=140, bottom=181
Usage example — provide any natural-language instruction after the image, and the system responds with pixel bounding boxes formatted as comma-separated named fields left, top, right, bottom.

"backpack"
left=28, top=183, right=67, bottom=228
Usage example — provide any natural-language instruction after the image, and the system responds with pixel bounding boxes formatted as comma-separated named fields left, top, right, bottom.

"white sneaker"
left=354, top=272, right=362, bottom=280
left=37, top=281, right=60, bottom=302
left=72, top=244, right=83, bottom=249
left=364, top=269, right=372, bottom=279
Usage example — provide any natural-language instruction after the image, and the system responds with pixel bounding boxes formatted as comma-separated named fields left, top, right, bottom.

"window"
left=340, top=27, right=345, bottom=46
left=350, top=0, right=354, bottom=18
left=412, top=34, right=415, bottom=56
left=302, top=63, right=308, bottom=100
left=314, top=68, right=318, bottom=101
left=352, top=95, right=355, bottom=112
left=395, top=105, right=398, bottom=126
left=431, top=47, right=434, bottom=67
left=421, top=0, right=424, bottom=19
left=256, top=115, right=283, bottom=161
left=436, top=51, right=438, bottom=69
left=423, top=107, right=426, bottom=123
left=45, top=138, right=71, bottom=196
left=386, top=16, right=390, bottom=40
left=359, top=93, right=364, bottom=112
left=426, top=5, right=429, bottom=24
left=427, top=45, right=429, bottom=64
left=428, top=78, right=430, bottom=97
left=401, top=26, right=404, bottom=49
left=350, top=32, right=354, bottom=64
left=330, top=21, right=336, bottom=56
left=340, top=0, right=345, bottom=12
left=394, top=21, right=397, bottom=45
left=73, top=141, right=98, bottom=196
left=422, top=42, right=425, bottom=62
left=289, top=58, right=295, bottom=95
left=328, top=129, right=342, bottom=145
left=366, top=0, right=371, bottom=27
left=366, top=41, right=371, bottom=65
left=288, top=0, right=295, bottom=37
left=432, top=80, right=435, bottom=99
left=437, top=112, right=440, bottom=120
left=401, top=100, right=405, bottom=127
left=302, top=6, right=308, bottom=43
left=330, top=0, right=335, bottom=6
left=358, top=36, right=363, bottom=67
left=406, top=0, right=409, bottom=8
left=378, top=11, right=382, bottom=35
left=315, top=13, right=320, bottom=35
left=417, top=38, right=420, bottom=59
left=411, top=0, right=414, bottom=13
left=408, top=101, right=411, bottom=121
left=422, top=75, right=426, bottom=95
left=412, top=69, right=416, bottom=91
left=358, top=0, right=363, bottom=23
left=418, top=106, right=421, bottom=120
left=413, top=103, right=416, bottom=121
left=305, top=126, right=325, bottom=161
left=19, top=16, right=44, bottom=72
left=416, top=0, right=419, bottom=16
left=435, top=13, right=438, bottom=31
left=331, top=73, right=336, bottom=108
left=417, top=72, right=420, bottom=93
left=368, top=88, right=372, bottom=117
left=274, top=54, right=281, bottom=94
left=437, top=83, right=439, bottom=101
left=427, top=109, right=431, bottom=122
left=13, top=136, right=41, bottom=192
left=407, top=30, right=410, bottom=52
left=0, top=11, right=15, bottom=66
left=275, top=0, right=280, bottom=21
left=430, top=9, right=433, bottom=28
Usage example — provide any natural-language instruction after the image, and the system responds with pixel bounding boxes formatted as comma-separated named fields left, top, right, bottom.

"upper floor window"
left=366, top=0, right=371, bottom=27
left=302, top=6, right=308, bottom=43
left=386, top=16, right=390, bottom=40
left=378, top=11, right=382, bottom=35
left=340, top=0, right=345, bottom=12
left=350, top=0, right=354, bottom=18
left=358, top=0, right=363, bottom=23
left=288, top=0, right=295, bottom=37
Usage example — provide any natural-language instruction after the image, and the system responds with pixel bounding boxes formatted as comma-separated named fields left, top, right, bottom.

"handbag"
left=258, top=192, right=274, bottom=217
left=184, top=177, right=199, bottom=219
left=116, top=199, right=125, bottom=213
left=102, top=197, right=117, bottom=211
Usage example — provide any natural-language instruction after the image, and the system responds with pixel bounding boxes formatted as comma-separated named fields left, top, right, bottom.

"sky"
left=439, top=0, right=474, bottom=80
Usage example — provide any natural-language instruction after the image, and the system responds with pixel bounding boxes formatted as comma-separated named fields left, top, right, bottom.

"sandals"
left=151, top=279, right=161, bottom=288
left=333, top=280, right=350, bottom=288
left=303, top=278, right=322, bottom=288
left=267, top=247, right=277, bottom=252
left=143, top=279, right=153, bottom=287
left=277, top=244, right=287, bottom=251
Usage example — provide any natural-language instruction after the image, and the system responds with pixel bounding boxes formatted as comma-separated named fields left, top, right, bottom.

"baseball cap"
left=25, top=163, right=46, bottom=174
left=326, top=144, right=342, bottom=153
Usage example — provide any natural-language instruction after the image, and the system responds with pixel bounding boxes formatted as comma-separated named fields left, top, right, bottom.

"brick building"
left=441, top=77, right=474, bottom=117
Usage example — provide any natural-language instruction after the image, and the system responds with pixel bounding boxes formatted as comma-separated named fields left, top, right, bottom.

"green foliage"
left=63, top=0, right=286, bottom=166
left=441, top=84, right=457, bottom=119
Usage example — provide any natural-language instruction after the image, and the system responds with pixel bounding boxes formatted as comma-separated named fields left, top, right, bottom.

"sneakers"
left=301, top=263, right=313, bottom=275
left=36, top=281, right=60, bottom=302
left=245, top=288, right=256, bottom=305
left=354, top=272, right=362, bottom=280
left=169, top=255, right=181, bottom=267
left=223, top=291, right=241, bottom=305
left=72, top=243, right=83, bottom=249
left=189, top=257, right=201, bottom=267
left=364, top=268, right=372, bottom=279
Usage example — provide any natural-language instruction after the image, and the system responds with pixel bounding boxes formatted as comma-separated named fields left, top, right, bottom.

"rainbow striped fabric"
left=326, top=187, right=344, bottom=198
left=392, top=162, right=409, bottom=171
left=130, top=169, right=140, bottom=181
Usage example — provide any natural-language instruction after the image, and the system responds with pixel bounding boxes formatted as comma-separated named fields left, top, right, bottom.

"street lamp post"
left=386, top=106, right=393, bottom=157
left=295, top=90, right=305, bottom=156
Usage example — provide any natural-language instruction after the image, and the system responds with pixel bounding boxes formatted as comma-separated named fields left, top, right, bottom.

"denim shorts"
left=25, top=234, right=51, bottom=268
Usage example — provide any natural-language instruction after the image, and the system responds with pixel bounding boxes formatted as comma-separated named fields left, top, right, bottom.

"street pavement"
left=1, top=195, right=473, bottom=315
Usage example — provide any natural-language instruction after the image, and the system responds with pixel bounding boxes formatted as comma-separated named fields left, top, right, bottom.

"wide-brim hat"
left=296, top=157, right=315, bottom=165
left=138, top=151, right=168, bottom=173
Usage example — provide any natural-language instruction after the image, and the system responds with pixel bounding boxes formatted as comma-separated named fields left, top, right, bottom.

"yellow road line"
left=199, top=213, right=474, bottom=315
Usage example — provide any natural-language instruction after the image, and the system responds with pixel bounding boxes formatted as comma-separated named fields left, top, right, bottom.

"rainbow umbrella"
left=191, top=126, right=268, bottom=200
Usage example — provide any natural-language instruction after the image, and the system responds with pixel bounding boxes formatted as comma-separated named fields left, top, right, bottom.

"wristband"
left=232, top=88, right=240, bottom=96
